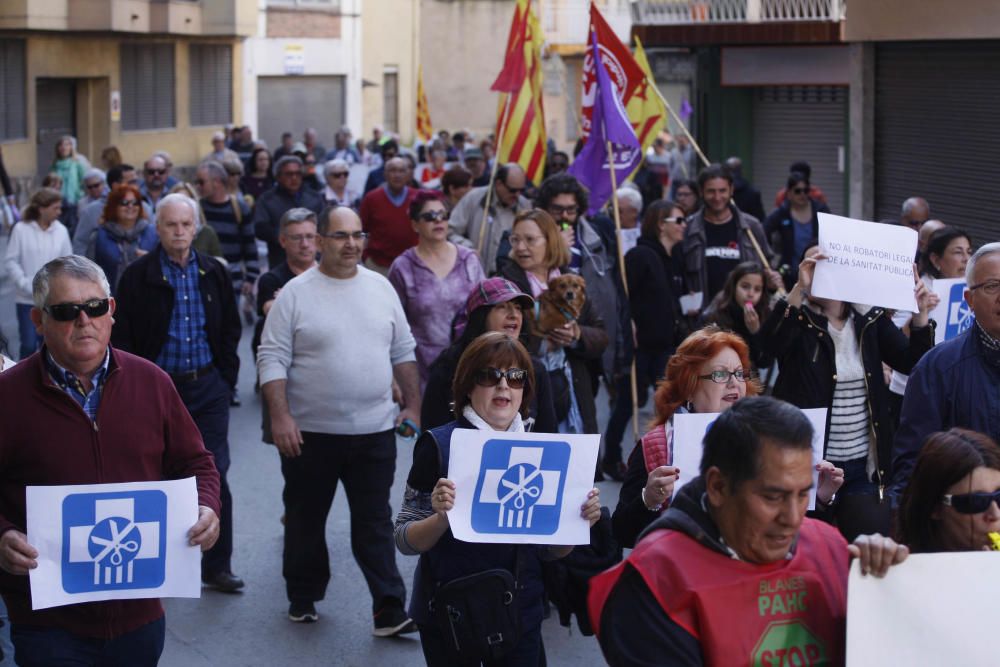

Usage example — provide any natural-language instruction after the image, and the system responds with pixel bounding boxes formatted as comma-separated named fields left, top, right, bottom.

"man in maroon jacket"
left=0, top=255, right=221, bottom=665
left=359, top=156, right=419, bottom=274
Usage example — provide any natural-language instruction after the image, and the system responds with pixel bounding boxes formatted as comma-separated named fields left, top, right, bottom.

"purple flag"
left=569, top=32, right=641, bottom=215
left=680, top=98, right=694, bottom=120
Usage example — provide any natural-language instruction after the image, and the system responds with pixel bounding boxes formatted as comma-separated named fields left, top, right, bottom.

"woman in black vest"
left=394, top=333, right=601, bottom=666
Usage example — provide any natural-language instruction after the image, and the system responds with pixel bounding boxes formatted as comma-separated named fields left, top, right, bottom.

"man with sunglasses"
left=448, top=163, right=530, bottom=274
left=0, top=255, right=221, bottom=663
left=892, top=242, right=1000, bottom=500
left=258, top=206, right=420, bottom=633
left=112, top=194, right=244, bottom=595
left=359, top=157, right=420, bottom=276
left=253, top=156, right=324, bottom=269
left=139, top=155, right=171, bottom=210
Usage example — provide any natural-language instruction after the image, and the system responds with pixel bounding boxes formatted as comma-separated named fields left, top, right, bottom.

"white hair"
left=966, top=242, right=1000, bottom=285
left=156, top=193, right=200, bottom=225
left=616, top=187, right=643, bottom=212
left=32, top=255, right=111, bottom=309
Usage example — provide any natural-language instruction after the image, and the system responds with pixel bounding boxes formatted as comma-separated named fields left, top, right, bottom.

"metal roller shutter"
left=190, top=44, right=232, bottom=128
left=120, top=44, right=175, bottom=131
left=875, top=42, right=1000, bottom=247
left=257, top=76, right=346, bottom=155
left=751, top=86, right=847, bottom=218
left=0, top=40, right=26, bottom=141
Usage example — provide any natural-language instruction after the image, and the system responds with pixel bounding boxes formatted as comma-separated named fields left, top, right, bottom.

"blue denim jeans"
left=15, top=303, right=39, bottom=360
left=11, top=616, right=165, bottom=667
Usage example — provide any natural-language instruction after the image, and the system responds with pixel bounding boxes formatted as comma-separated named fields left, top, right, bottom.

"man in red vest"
left=589, top=397, right=908, bottom=666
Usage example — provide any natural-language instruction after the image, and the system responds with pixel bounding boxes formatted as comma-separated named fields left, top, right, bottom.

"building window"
left=190, top=45, right=232, bottom=127
left=0, top=40, right=27, bottom=140
left=120, top=44, right=176, bottom=131
left=383, top=68, right=398, bottom=133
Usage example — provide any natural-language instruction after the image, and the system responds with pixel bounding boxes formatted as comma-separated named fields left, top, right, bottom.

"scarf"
left=462, top=405, right=525, bottom=433
left=103, top=219, right=149, bottom=288
left=976, top=321, right=1000, bottom=369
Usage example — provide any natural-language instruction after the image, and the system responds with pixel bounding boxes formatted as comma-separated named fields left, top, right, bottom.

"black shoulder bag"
left=425, top=548, right=523, bottom=664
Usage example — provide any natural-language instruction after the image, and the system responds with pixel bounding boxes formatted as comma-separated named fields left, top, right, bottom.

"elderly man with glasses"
left=258, top=205, right=420, bottom=633
left=253, top=156, right=324, bottom=269
left=0, top=254, right=220, bottom=664
left=892, top=242, right=1000, bottom=500
left=358, top=157, right=420, bottom=276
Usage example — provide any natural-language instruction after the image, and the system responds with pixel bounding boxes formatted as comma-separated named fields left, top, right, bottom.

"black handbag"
left=427, top=551, right=522, bottom=664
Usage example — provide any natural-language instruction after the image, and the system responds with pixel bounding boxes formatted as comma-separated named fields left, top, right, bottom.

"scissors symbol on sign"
left=90, top=519, right=140, bottom=566
left=499, top=464, right=543, bottom=510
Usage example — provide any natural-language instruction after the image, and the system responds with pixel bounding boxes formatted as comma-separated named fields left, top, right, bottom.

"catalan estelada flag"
left=491, top=0, right=547, bottom=185
left=628, top=36, right=666, bottom=157
left=416, top=66, right=433, bottom=142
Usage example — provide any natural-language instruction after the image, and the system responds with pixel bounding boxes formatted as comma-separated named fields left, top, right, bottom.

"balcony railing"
left=538, top=0, right=633, bottom=47
left=632, top=0, right=845, bottom=25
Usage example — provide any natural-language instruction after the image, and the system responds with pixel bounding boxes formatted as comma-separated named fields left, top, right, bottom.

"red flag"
left=491, top=2, right=529, bottom=92
left=580, top=1, right=646, bottom=138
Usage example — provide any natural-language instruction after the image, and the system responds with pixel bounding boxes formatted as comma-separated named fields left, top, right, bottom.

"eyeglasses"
left=942, top=490, right=1000, bottom=514
left=320, top=231, right=369, bottom=242
left=502, top=183, right=525, bottom=195
left=791, top=188, right=809, bottom=195
left=193, top=179, right=207, bottom=186
left=509, top=234, right=544, bottom=248
left=969, top=280, right=1000, bottom=296
left=417, top=210, right=449, bottom=223
left=474, top=367, right=528, bottom=389
left=284, top=233, right=317, bottom=243
left=329, top=172, right=349, bottom=178
left=698, top=369, right=748, bottom=384
left=44, top=298, right=110, bottom=322
left=663, top=216, right=686, bottom=225
left=119, top=200, right=140, bottom=208
left=548, top=204, right=579, bottom=217
left=676, top=190, right=696, bottom=198
left=85, top=182, right=104, bottom=190
left=280, top=170, right=304, bottom=178
left=145, top=168, right=166, bottom=176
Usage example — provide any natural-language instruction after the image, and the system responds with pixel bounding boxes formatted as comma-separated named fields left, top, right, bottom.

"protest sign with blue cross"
left=945, top=282, right=975, bottom=340
left=62, top=490, right=167, bottom=593
left=471, top=438, right=570, bottom=536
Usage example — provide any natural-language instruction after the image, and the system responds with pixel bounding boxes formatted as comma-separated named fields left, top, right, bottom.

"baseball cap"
left=452, top=278, right=534, bottom=339
left=464, top=147, right=485, bottom=161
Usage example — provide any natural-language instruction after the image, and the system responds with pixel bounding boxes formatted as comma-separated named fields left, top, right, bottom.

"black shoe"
left=373, top=601, right=416, bottom=637
left=289, top=601, right=319, bottom=623
left=202, top=571, right=245, bottom=593
left=602, top=460, right=627, bottom=483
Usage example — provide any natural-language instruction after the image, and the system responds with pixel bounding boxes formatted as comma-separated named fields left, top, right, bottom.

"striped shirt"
left=200, top=196, right=260, bottom=290
left=826, top=320, right=871, bottom=462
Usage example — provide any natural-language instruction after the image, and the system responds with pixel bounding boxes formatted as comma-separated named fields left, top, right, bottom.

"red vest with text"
left=590, top=518, right=849, bottom=666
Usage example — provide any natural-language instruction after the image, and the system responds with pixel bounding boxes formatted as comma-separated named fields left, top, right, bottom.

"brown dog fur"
left=534, top=274, right=587, bottom=335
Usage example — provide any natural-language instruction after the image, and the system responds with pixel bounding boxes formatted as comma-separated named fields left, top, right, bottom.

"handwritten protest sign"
left=27, top=478, right=201, bottom=610
left=672, top=408, right=827, bottom=509
left=447, top=429, right=599, bottom=545
left=928, top=278, right=975, bottom=344
left=812, top=213, right=918, bottom=312
left=847, top=552, right=1000, bottom=665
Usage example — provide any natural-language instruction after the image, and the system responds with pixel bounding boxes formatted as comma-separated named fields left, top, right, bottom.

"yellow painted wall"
left=361, top=0, right=419, bottom=143
left=0, top=32, right=243, bottom=184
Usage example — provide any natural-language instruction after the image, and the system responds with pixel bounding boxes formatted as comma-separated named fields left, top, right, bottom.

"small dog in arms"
left=534, top=274, right=586, bottom=334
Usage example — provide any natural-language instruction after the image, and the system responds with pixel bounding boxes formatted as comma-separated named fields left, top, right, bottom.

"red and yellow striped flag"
left=492, top=0, right=547, bottom=185
left=628, top=37, right=666, bottom=156
left=416, top=66, right=433, bottom=142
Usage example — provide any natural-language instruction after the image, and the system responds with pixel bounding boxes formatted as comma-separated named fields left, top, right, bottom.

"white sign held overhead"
left=671, top=408, right=827, bottom=509
left=27, top=478, right=202, bottom=610
left=446, top=429, right=599, bottom=545
left=812, top=213, right=918, bottom=312
left=847, top=552, right=1000, bottom=665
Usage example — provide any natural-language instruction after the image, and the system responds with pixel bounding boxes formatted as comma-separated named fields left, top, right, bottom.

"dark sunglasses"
left=942, top=490, right=1000, bottom=514
left=417, top=210, right=449, bottom=223
left=329, top=172, right=349, bottom=178
left=145, top=168, right=166, bottom=176
left=44, top=298, right=111, bottom=322
left=85, top=182, right=104, bottom=190
left=503, top=183, right=525, bottom=194
left=474, top=367, right=528, bottom=389
left=791, top=187, right=809, bottom=195
left=119, top=200, right=140, bottom=208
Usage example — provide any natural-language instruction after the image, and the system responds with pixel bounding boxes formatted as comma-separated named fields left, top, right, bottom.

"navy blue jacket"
left=890, top=327, right=1000, bottom=501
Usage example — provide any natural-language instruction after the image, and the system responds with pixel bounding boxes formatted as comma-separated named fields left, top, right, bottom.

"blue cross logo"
left=62, top=491, right=167, bottom=593
left=945, top=283, right=975, bottom=340
left=471, top=439, right=570, bottom=536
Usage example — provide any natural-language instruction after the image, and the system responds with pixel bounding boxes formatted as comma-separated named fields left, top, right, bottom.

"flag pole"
left=604, top=136, right=640, bottom=441
left=477, top=93, right=514, bottom=260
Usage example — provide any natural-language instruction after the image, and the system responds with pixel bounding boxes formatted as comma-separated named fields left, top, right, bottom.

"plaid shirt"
left=155, top=248, right=213, bottom=374
left=46, top=349, right=111, bottom=421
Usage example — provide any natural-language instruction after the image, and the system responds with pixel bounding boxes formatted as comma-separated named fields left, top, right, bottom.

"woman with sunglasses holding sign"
left=389, top=191, right=485, bottom=388
left=394, top=332, right=601, bottom=666
left=3, top=188, right=71, bottom=359
left=93, top=183, right=158, bottom=293
left=898, top=429, right=1000, bottom=552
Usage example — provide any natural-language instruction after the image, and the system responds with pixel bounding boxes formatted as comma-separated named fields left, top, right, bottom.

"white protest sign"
left=679, top=292, right=703, bottom=314
left=813, top=213, right=918, bottom=312
left=27, top=477, right=201, bottom=610
left=847, top=552, right=1000, bottom=665
left=618, top=227, right=640, bottom=256
left=671, top=408, right=827, bottom=509
left=928, top=278, right=974, bottom=344
left=447, top=429, right=599, bottom=545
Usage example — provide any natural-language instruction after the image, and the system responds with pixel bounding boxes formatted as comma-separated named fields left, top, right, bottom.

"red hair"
left=651, top=325, right=761, bottom=427
left=102, top=183, right=146, bottom=224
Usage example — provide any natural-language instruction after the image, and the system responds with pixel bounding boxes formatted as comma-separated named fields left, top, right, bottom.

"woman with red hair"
left=94, top=182, right=157, bottom=292
left=611, top=326, right=843, bottom=547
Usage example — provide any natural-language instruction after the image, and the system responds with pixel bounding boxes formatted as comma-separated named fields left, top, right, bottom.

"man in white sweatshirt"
left=257, top=205, right=421, bottom=635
